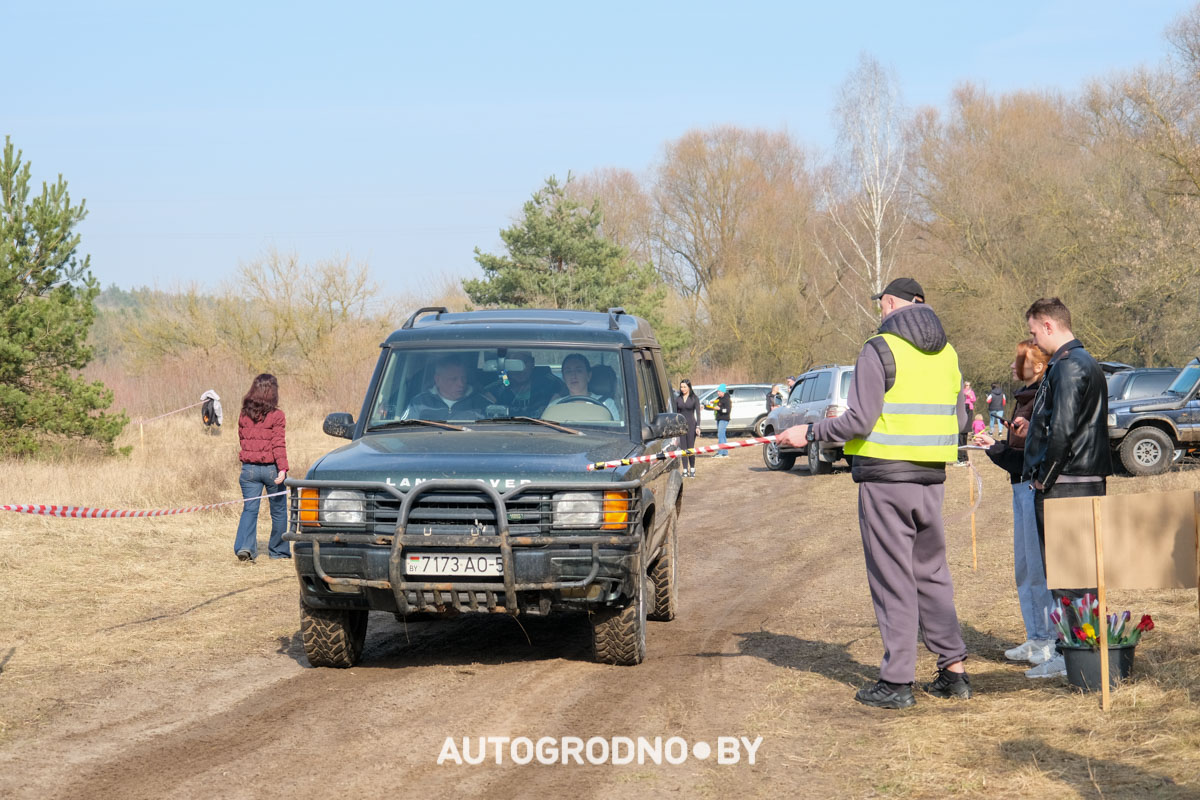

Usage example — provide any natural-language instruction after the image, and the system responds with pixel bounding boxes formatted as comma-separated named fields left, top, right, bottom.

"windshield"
left=366, top=346, right=628, bottom=431
left=1166, top=360, right=1200, bottom=395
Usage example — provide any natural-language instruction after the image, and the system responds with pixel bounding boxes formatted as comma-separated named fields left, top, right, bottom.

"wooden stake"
left=1194, top=492, right=1200, bottom=642
left=1093, top=496, right=1110, bottom=712
left=968, top=451, right=977, bottom=571
left=139, top=423, right=144, bottom=449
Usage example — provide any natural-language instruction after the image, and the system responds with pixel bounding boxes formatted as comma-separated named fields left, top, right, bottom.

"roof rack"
left=607, top=307, right=627, bottom=331
left=402, top=307, right=449, bottom=330
left=804, top=363, right=836, bottom=372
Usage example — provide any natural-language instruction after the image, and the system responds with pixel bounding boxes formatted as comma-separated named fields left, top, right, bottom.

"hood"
left=306, top=428, right=640, bottom=486
left=1109, top=395, right=1186, bottom=415
left=878, top=304, right=948, bottom=353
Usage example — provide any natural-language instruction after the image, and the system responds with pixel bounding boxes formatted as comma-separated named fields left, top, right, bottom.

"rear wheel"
left=648, top=514, right=678, bottom=622
left=592, top=567, right=647, bottom=665
left=763, top=439, right=796, bottom=471
left=300, top=602, right=368, bottom=668
left=808, top=441, right=833, bottom=475
left=1119, top=427, right=1174, bottom=476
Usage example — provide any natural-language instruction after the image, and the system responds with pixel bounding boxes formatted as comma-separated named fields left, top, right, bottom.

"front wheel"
left=752, top=415, right=768, bottom=437
left=763, top=439, right=797, bottom=471
left=300, top=602, right=368, bottom=668
left=1119, top=427, right=1174, bottom=476
left=648, top=514, right=678, bottom=622
left=591, top=568, right=647, bottom=666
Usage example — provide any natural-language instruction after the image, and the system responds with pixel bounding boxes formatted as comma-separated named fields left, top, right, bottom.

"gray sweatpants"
left=858, top=481, right=968, bottom=684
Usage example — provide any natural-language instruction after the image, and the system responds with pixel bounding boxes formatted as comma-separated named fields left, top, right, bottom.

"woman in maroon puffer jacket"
left=233, top=374, right=290, bottom=562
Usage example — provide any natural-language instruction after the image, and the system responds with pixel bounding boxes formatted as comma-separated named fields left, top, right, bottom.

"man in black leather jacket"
left=1016, top=297, right=1112, bottom=679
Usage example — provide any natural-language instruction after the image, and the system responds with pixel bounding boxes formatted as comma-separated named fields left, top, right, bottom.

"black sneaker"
left=854, top=680, right=916, bottom=709
left=236, top=550, right=252, bottom=562
left=923, top=667, right=972, bottom=699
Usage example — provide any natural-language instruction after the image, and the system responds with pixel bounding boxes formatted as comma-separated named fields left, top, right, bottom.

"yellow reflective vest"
left=844, top=333, right=961, bottom=463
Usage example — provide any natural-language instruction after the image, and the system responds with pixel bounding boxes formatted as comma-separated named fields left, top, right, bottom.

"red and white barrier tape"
left=0, top=490, right=287, bottom=519
left=588, top=435, right=777, bottom=471
left=134, top=401, right=204, bottom=425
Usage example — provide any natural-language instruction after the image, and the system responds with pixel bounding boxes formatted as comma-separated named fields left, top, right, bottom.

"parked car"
left=1106, top=367, right=1181, bottom=403
left=1107, top=358, right=1200, bottom=476
left=760, top=364, right=855, bottom=475
left=696, top=384, right=774, bottom=436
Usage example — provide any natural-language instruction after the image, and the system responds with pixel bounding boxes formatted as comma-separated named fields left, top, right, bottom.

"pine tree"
left=0, top=136, right=126, bottom=454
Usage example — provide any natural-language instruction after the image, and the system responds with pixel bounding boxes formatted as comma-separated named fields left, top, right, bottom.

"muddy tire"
left=763, top=439, right=796, bottom=471
left=591, top=568, right=647, bottom=666
left=300, top=602, right=368, bottom=668
left=1119, top=427, right=1174, bottom=476
left=648, top=515, right=678, bottom=622
left=752, top=415, right=768, bottom=437
left=808, top=441, right=833, bottom=475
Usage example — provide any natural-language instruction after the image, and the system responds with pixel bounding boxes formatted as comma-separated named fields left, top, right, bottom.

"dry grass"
left=0, top=400, right=340, bottom=739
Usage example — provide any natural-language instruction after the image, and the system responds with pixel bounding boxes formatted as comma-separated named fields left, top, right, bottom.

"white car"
left=695, top=384, right=774, bottom=435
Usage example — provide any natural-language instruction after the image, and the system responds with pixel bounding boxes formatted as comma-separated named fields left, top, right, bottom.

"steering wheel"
left=553, top=395, right=608, bottom=409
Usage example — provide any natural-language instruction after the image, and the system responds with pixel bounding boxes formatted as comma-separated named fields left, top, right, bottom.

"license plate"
left=404, top=553, right=504, bottom=576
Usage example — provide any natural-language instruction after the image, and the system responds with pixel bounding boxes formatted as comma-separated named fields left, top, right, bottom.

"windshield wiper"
left=367, top=419, right=469, bottom=432
left=475, top=416, right=582, bottom=435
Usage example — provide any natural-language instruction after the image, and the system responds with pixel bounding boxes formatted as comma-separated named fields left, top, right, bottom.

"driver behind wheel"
left=548, top=354, right=619, bottom=419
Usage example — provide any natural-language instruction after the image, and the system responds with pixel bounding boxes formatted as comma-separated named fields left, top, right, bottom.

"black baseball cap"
left=871, top=277, right=925, bottom=303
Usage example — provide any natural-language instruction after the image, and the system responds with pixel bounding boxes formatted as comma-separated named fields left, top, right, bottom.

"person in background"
left=971, top=413, right=986, bottom=436
left=778, top=277, right=970, bottom=709
left=1015, top=297, right=1112, bottom=679
left=484, top=350, right=560, bottom=417
left=985, top=383, right=1007, bottom=435
left=674, top=379, right=701, bottom=477
left=974, top=339, right=1057, bottom=670
left=707, top=384, right=732, bottom=457
left=963, top=381, right=977, bottom=416
left=767, top=384, right=785, bottom=412
left=234, top=373, right=290, bottom=562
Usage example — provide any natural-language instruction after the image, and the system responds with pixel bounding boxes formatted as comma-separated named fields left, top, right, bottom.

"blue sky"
left=4, top=1, right=1191, bottom=296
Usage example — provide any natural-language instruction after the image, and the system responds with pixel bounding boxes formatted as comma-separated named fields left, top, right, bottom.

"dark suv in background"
left=1107, top=358, right=1200, bottom=475
left=285, top=307, right=686, bottom=668
left=1106, top=367, right=1180, bottom=403
left=760, top=364, right=855, bottom=475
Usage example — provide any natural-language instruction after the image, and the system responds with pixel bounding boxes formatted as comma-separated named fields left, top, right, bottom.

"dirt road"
left=3, top=450, right=1198, bottom=799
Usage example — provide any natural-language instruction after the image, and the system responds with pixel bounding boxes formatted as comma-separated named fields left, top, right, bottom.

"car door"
left=635, top=349, right=673, bottom=552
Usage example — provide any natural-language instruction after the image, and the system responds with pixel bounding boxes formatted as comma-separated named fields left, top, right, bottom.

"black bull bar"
left=283, top=478, right=643, bottom=614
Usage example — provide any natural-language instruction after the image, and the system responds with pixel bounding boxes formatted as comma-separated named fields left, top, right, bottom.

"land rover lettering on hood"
left=285, top=307, right=687, bottom=668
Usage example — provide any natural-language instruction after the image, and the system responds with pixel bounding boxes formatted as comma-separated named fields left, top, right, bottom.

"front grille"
left=372, top=490, right=552, bottom=535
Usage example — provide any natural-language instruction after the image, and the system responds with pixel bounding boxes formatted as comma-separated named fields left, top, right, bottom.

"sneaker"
left=236, top=550, right=252, bottom=562
left=1004, top=639, right=1037, bottom=661
left=922, top=668, right=972, bottom=699
left=1024, top=654, right=1066, bottom=679
left=854, top=680, right=916, bottom=709
left=1027, top=640, right=1057, bottom=665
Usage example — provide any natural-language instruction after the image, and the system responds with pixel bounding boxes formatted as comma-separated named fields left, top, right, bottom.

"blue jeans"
left=234, top=463, right=289, bottom=558
left=716, top=419, right=729, bottom=456
left=989, top=411, right=1004, bottom=434
left=1012, top=481, right=1054, bottom=641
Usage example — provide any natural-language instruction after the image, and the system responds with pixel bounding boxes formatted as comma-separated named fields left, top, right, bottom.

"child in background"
left=972, top=413, right=986, bottom=436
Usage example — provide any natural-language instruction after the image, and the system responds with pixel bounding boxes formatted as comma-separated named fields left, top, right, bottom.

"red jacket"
left=238, top=408, right=289, bottom=472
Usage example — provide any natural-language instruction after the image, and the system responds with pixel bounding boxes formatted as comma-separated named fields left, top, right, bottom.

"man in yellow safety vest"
left=778, top=277, right=970, bottom=709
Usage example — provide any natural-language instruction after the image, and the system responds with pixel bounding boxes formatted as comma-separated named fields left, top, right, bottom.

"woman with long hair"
left=234, top=373, right=290, bottom=561
left=974, top=340, right=1056, bottom=672
left=674, top=379, right=700, bottom=478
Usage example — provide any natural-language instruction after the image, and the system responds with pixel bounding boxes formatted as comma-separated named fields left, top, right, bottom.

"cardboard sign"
left=1044, top=490, right=1199, bottom=590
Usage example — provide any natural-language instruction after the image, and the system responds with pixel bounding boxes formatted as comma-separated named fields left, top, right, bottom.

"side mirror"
left=645, top=411, right=687, bottom=440
left=323, top=412, right=355, bottom=439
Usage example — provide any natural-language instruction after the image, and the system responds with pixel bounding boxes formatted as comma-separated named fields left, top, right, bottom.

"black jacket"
left=1022, top=339, right=1112, bottom=490
left=985, top=381, right=1038, bottom=484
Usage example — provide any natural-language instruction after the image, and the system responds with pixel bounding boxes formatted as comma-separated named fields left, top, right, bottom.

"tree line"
left=7, top=4, right=1200, bottom=453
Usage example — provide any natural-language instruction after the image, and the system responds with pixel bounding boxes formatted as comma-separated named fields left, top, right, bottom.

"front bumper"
left=284, top=478, right=642, bottom=615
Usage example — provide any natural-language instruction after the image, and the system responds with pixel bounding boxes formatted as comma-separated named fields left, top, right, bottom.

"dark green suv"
left=285, top=307, right=686, bottom=667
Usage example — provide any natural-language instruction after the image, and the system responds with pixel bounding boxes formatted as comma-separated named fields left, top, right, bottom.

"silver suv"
left=760, top=364, right=855, bottom=475
left=696, top=384, right=774, bottom=435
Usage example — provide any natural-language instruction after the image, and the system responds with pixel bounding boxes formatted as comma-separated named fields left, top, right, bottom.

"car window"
left=1129, top=372, right=1177, bottom=400
left=838, top=370, right=854, bottom=400
left=788, top=381, right=805, bottom=404
left=635, top=355, right=665, bottom=424
left=1107, top=372, right=1129, bottom=400
left=799, top=377, right=818, bottom=403
left=1167, top=362, right=1200, bottom=395
left=809, top=371, right=832, bottom=403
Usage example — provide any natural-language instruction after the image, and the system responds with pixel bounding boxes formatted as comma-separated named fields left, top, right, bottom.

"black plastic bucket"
left=1061, top=645, right=1136, bottom=692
